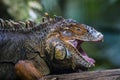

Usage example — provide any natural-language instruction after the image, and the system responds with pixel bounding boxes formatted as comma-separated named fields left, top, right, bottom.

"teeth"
left=79, top=57, right=95, bottom=68
left=80, top=60, right=85, bottom=65
left=78, top=56, right=89, bottom=67
left=88, top=64, right=91, bottom=68
left=68, top=40, right=78, bottom=47
left=85, top=63, right=90, bottom=67
left=90, top=63, right=95, bottom=67
left=83, top=61, right=90, bottom=67
left=92, top=64, right=95, bottom=67
left=79, top=58, right=88, bottom=67
left=83, top=62, right=88, bottom=67
left=88, top=63, right=95, bottom=68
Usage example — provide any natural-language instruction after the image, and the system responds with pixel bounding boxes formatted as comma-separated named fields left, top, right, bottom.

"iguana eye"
left=77, top=28, right=81, bottom=31
left=62, top=31, right=72, bottom=37
left=54, top=44, right=66, bottom=60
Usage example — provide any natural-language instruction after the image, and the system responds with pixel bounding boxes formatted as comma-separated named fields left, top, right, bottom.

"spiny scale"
left=0, top=19, right=36, bottom=31
left=0, top=13, right=63, bottom=33
left=42, top=13, right=63, bottom=23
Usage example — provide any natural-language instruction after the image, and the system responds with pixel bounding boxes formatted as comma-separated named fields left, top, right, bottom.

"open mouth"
left=68, top=39, right=95, bottom=68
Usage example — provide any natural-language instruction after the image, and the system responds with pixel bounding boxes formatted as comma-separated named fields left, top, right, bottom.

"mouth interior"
left=69, top=40, right=95, bottom=65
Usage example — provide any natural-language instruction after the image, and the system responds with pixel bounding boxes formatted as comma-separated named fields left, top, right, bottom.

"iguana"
left=0, top=14, right=103, bottom=80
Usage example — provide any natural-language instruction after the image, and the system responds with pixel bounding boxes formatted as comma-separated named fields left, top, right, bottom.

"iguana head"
left=56, top=18, right=103, bottom=42
left=47, top=17, right=104, bottom=71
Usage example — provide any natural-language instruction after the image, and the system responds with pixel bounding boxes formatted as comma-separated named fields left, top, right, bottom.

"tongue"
left=78, top=47, right=95, bottom=64
left=83, top=56, right=95, bottom=63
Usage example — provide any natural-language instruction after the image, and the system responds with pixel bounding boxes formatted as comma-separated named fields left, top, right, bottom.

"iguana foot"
left=15, top=60, right=44, bottom=80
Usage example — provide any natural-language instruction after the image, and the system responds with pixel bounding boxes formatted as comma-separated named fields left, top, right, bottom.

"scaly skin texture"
left=0, top=14, right=103, bottom=80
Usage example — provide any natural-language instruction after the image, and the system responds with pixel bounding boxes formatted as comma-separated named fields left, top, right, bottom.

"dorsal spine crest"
left=0, top=18, right=36, bottom=32
left=0, top=14, right=64, bottom=33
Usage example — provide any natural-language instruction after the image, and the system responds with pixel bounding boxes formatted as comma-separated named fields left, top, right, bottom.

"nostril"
left=100, top=34, right=103, bottom=38
left=97, top=33, right=104, bottom=41
left=97, top=33, right=101, bottom=38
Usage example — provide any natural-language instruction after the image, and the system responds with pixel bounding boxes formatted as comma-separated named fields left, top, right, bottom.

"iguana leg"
left=15, top=60, right=45, bottom=80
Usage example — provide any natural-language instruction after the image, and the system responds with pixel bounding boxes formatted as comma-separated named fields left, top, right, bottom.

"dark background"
left=0, top=0, right=120, bottom=71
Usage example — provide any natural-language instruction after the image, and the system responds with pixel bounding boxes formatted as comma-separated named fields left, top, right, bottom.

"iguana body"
left=0, top=14, right=103, bottom=80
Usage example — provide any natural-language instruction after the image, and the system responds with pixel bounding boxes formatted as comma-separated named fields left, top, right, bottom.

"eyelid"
left=62, top=30, right=72, bottom=37
left=77, top=28, right=81, bottom=31
left=64, top=27, right=69, bottom=29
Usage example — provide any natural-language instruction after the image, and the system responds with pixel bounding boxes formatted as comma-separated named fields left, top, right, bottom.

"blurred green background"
left=0, top=0, right=120, bottom=71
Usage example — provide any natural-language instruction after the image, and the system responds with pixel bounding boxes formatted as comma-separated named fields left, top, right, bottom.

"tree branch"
left=45, top=69, right=120, bottom=80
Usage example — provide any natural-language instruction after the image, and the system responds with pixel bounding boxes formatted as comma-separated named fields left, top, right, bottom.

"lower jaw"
left=78, top=40, right=95, bottom=62
left=71, top=60, right=89, bottom=71
left=69, top=39, right=95, bottom=68
left=74, top=66, right=88, bottom=71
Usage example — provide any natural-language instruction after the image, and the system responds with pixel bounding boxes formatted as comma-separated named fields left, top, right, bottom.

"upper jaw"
left=91, top=31, right=104, bottom=42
